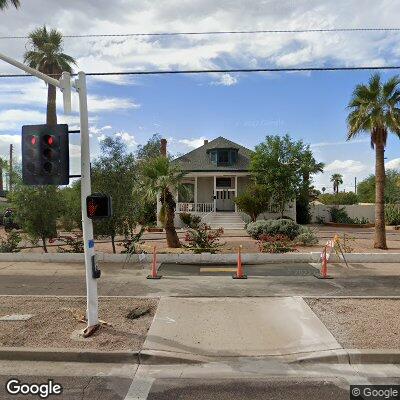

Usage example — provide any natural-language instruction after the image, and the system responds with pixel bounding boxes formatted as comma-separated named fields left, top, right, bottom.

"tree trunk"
left=164, top=205, right=181, bottom=248
left=47, top=83, right=57, bottom=125
left=42, top=236, right=48, bottom=253
left=374, top=142, right=387, bottom=249
left=111, top=235, right=116, bottom=254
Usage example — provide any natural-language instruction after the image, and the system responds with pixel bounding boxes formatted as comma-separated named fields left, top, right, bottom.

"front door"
left=216, top=189, right=235, bottom=211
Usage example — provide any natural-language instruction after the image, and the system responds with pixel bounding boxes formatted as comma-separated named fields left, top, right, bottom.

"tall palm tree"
left=0, top=0, right=19, bottom=10
left=24, top=26, right=76, bottom=125
left=330, top=173, right=343, bottom=194
left=347, top=73, right=400, bottom=249
left=141, top=156, right=186, bottom=248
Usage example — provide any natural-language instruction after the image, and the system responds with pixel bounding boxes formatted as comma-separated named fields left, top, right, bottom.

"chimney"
left=160, top=138, right=167, bottom=157
left=204, top=139, right=209, bottom=145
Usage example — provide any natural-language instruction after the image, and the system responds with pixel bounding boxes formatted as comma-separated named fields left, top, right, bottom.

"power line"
left=1, top=27, right=400, bottom=40
left=1, top=65, right=400, bottom=78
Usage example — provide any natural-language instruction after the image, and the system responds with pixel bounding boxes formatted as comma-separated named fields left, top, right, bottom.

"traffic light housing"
left=86, top=193, right=112, bottom=219
left=22, top=124, right=69, bottom=185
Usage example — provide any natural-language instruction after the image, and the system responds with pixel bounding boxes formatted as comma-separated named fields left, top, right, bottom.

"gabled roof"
left=173, top=136, right=253, bottom=172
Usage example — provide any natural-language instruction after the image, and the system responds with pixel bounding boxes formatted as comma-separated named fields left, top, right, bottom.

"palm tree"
left=347, top=73, right=400, bottom=249
left=23, top=26, right=76, bottom=125
left=0, top=0, right=19, bottom=9
left=330, top=173, right=343, bottom=194
left=141, top=156, right=186, bottom=248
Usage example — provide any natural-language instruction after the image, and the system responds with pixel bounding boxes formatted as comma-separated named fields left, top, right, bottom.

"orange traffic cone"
left=315, top=245, right=333, bottom=279
left=147, top=245, right=162, bottom=279
left=233, top=245, right=247, bottom=279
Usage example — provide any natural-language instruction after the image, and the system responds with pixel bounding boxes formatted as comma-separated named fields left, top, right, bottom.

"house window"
left=216, top=178, right=232, bottom=188
left=218, top=150, right=229, bottom=164
left=209, top=148, right=239, bottom=166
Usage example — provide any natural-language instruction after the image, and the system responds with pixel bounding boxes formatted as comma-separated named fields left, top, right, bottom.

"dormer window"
left=208, top=148, right=238, bottom=166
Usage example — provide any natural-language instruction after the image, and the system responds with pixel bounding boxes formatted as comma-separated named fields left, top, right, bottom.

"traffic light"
left=22, top=124, right=69, bottom=185
left=86, top=193, right=112, bottom=219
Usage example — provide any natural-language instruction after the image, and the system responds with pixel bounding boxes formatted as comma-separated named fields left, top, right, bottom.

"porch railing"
left=177, top=203, right=214, bottom=213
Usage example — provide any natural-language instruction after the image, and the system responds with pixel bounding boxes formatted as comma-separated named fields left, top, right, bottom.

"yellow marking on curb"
left=200, top=268, right=237, bottom=273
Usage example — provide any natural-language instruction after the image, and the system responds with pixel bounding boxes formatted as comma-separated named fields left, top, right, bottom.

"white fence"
left=176, top=202, right=215, bottom=213
left=310, top=203, right=375, bottom=223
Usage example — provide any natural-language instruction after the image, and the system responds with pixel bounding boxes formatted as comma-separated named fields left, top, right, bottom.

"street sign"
left=22, top=124, right=69, bottom=185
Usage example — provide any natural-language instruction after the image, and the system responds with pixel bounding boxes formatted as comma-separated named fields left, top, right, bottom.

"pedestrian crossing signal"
left=86, top=193, right=112, bottom=219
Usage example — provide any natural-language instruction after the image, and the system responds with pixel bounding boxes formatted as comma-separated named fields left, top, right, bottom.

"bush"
left=179, top=212, right=201, bottom=228
left=57, top=234, right=84, bottom=253
left=0, top=231, right=21, bottom=253
left=385, top=204, right=400, bottom=226
left=233, top=184, right=271, bottom=222
left=184, top=223, right=224, bottom=254
left=246, top=219, right=301, bottom=240
left=319, top=192, right=359, bottom=205
left=258, top=234, right=297, bottom=253
left=329, top=207, right=370, bottom=225
left=296, top=226, right=319, bottom=246
left=119, top=227, right=145, bottom=254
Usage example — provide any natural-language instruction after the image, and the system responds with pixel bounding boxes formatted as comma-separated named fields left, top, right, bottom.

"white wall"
left=310, top=203, right=375, bottom=223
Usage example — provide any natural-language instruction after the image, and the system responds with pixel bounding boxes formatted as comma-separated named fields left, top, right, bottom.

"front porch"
left=176, top=172, right=251, bottom=214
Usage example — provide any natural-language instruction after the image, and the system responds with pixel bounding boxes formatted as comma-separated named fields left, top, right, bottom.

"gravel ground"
left=306, top=298, right=400, bottom=349
left=0, top=297, right=158, bottom=351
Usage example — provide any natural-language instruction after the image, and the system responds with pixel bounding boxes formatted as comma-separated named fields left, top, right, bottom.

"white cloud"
left=311, top=138, right=369, bottom=148
left=324, top=159, right=368, bottom=173
left=179, top=137, right=209, bottom=149
left=0, top=109, right=46, bottom=131
left=386, top=158, right=400, bottom=170
left=211, top=74, right=238, bottom=86
left=116, top=131, right=137, bottom=147
left=69, top=144, right=81, bottom=158
left=87, top=95, right=140, bottom=112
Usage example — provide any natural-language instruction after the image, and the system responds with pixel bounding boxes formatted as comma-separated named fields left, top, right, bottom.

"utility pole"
left=9, top=144, right=13, bottom=192
left=355, top=177, right=357, bottom=194
left=0, top=159, right=3, bottom=195
left=0, top=51, right=99, bottom=335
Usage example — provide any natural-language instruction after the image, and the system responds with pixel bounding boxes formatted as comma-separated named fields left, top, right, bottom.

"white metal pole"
left=76, top=71, right=99, bottom=327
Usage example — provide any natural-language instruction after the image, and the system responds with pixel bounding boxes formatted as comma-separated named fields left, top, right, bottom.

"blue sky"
left=0, top=0, right=400, bottom=191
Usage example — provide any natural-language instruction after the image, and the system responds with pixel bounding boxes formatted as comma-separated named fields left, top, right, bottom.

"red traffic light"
left=43, top=134, right=55, bottom=146
left=30, top=136, right=37, bottom=145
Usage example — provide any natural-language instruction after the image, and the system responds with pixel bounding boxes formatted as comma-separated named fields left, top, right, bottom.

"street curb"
left=1, top=347, right=400, bottom=365
left=1, top=252, right=400, bottom=264
left=294, top=349, right=400, bottom=365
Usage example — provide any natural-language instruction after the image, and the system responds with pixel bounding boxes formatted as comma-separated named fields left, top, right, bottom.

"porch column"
left=213, top=175, right=217, bottom=212
left=194, top=176, right=198, bottom=212
left=235, top=175, right=238, bottom=212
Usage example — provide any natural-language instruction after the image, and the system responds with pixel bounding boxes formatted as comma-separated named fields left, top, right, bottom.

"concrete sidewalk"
left=143, top=297, right=341, bottom=357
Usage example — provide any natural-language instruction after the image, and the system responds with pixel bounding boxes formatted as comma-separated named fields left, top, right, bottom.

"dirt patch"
left=306, top=298, right=400, bottom=349
left=0, top=297, right=158, bottom=351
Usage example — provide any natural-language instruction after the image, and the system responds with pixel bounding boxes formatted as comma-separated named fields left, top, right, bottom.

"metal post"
left=76, top=72, right=98, bottom=328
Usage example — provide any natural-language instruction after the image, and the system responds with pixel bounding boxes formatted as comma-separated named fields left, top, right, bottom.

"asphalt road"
left=0, top=261, right=400, bottom=297
left=1, top=361, right=400, bottom=400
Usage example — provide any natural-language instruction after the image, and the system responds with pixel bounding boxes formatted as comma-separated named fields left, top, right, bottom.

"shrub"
left=0, top=231, right=21, bottom=253
left=57, top=234, right=84, bottom=253
left=385, top=204, right=400, bottom=226
left=296, top=226, right=319, bottom=246
left=184, top=223, right=224, bottom=254
left=258, top=234, right=297, bottom=253
left=179, top=212, right=201, bottom=229
left=319, top=192, right=359, bottom=205
left=246, top=219, right=301, bottom=240
left=120, top=228, right=145, bottom=254
left=233, top=184, right=271, bottom=222
left=329, top=207, right=370, bottom=225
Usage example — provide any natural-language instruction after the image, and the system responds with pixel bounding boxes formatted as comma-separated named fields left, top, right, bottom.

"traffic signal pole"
left=75, top=72, right=99, bottom=329
left=0, top=52, right=99, bottom=332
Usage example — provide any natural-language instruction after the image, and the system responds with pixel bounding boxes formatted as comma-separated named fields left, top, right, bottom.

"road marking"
left=200, top=267, right=237, bottom=272
left=124, top=376, right=154, bottom=400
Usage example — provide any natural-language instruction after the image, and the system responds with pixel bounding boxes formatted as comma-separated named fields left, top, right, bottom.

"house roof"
left=173, top=136, right=253, bottom=172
